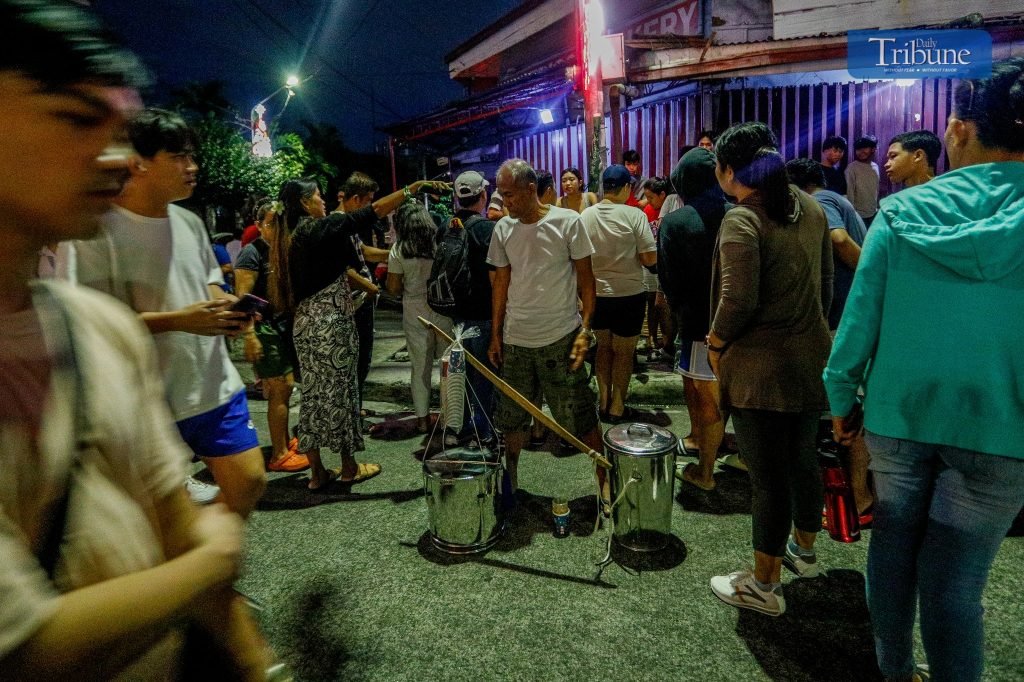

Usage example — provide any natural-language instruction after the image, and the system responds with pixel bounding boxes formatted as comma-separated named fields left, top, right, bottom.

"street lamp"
left=251, top=74, right=303, bottom=157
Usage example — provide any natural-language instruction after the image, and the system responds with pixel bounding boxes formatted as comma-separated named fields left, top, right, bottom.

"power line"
left=229, top=0, right=295, bottom=57
left=335, top=0, right=385, bottom=53
left=243, top=0, right=406, bottom=120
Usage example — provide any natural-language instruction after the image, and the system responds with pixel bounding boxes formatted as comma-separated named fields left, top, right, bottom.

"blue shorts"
left=175, top=390, right=259, bottom=457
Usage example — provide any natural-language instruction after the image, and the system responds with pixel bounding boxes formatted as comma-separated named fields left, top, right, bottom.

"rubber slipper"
left=308, top=467, right=341, bottom=491
left=676, top=463, right=716, bottom=491
left=607, top=406, right=638, bottom=424
left=268, top=452, right=311, bottom=472
left=677, top=434, right=699, bottom=456
left=340, top=462, right=382, bottom=484
left=717, top=452, right=748, bottom=472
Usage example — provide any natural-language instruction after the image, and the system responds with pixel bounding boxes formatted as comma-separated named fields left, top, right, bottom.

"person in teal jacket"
left=824, top=57, right=1024, bottom=682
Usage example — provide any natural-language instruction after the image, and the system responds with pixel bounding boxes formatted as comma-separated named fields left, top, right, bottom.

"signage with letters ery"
left=848, top=29, right=992, bottom=79
left=628, top=0, right=701, bottom=39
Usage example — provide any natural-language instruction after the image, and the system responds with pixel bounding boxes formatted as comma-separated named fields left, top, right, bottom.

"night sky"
left=92, top=0, right=522, bottom=152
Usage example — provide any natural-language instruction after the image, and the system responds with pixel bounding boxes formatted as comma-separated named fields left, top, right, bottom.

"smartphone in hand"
left=231, top=294, right=269, bottom=317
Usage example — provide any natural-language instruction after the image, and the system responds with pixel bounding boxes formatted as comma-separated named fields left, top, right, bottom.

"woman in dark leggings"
left=706, top=122, right=833, bottom=617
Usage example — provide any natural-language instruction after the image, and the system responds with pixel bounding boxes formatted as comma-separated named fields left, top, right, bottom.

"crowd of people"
left=1, top=1, right=1022, bottom=680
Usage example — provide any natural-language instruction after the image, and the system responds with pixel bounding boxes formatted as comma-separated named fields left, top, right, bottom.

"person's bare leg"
left=848, top=433, right=874, bottom=514
left=201, top=447, right=267, bottom=518
left=655, top=293, right=675, bottom=353
left=608, top=334, right=639, bottom=417
left=263, top=374, right=294, bottom=466
left=644, top=292, right=658, bottom=353
left=682, top=376, right=702, bottom=451
left=594, top=329, right=613, bottom=414
left=503, top=429, right=527, bottom=492
left=754, top=551, right=783, bottom=584
left=690, top=378, right=723, bottom=486
left=305, top=447, right=330, bottom=489
left=792, top=527, right=818, bottom=553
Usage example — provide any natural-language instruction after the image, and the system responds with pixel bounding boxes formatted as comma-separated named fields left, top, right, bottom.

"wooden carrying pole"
left=420, top=316, right=611, bottom=470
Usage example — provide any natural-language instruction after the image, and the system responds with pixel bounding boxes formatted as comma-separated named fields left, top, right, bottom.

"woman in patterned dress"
left=270, top=177, right=450, bottom=489
left=269, top=178, right=368, bottom=490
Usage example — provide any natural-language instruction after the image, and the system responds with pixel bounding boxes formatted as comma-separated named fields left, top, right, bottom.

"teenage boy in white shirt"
left=61, top=108, right=266, bottom=518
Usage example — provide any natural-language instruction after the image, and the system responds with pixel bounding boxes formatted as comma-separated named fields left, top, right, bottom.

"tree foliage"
left=190, top=113, right=311, bottom=209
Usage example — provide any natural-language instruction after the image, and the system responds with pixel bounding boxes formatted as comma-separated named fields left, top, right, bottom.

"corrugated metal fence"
left=508, top=79, right=953, bottom=196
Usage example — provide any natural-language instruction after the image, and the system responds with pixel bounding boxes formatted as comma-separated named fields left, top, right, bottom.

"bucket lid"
left=423, top=447, right=498, bottom=479
left=603, top=422, right=677, bottom=457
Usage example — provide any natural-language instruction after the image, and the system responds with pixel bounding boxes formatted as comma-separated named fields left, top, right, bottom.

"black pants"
left=354, top=303, right=374, bottom=403
left=731, top=408, right=823, bottom=556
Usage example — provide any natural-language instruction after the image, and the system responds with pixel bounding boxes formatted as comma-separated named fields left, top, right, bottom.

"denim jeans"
left=864, top=431, right=1024, bottom=682
left=453, top=319, right=495, bottom=441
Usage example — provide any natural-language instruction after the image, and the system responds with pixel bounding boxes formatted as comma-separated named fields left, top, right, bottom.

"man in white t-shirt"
left=60, top=109, right=266, bottom=518
left=0, top=3, right=266, bottom=676
left=580, top=165, right=657, bottom=423
left=486, top=159, right=602, bottom=494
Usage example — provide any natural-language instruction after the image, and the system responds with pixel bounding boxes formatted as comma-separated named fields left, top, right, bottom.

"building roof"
left=382, top=60, right=574, bottom=145
left=445, top=0, right=554, bottom=65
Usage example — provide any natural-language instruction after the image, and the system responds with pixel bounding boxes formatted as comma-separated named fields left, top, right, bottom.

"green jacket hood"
left=878, top=161, right=1024, bottom=281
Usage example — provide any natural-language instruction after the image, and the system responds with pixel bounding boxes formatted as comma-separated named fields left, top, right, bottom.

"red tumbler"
left=821, top=450, right=861, bottom=543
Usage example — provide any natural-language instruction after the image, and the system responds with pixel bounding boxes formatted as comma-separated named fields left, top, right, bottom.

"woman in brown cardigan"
left=706, top=122, right=833, bottom=617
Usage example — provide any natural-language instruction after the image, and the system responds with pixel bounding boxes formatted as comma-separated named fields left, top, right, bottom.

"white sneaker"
left=710, top=569, right=786, bottom=616
left=783, top=538, right=821, bottom=578
left=185, top=476, right=220, bottom=505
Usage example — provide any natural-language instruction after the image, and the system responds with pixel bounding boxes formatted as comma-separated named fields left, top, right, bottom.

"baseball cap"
left=454, top=170, right=489, bottom=198
left=854, top=134, right=878, bottom=150
left=602, top=164, right=632, bottom=190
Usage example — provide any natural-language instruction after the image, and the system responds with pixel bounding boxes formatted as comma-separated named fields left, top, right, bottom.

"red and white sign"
left=628, top=0, right=701, bottom=38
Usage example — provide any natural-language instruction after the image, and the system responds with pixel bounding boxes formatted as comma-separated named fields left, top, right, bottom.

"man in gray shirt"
left=786, top=159, right=866, bottom=330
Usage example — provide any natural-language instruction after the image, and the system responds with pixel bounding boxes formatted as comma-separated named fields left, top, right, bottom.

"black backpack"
left=427, top=215, right=480, bottom=317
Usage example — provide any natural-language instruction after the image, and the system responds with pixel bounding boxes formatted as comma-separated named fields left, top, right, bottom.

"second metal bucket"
left=604, top=423, right=677, bottom=552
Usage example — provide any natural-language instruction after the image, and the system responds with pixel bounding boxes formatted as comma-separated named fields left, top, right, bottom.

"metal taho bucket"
left=423, top=447, right=503, bottom=554
left=603, top=423, right=677, bottom=552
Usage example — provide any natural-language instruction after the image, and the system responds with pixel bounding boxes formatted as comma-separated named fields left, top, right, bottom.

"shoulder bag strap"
left=34, top=285, right=89, bottom=581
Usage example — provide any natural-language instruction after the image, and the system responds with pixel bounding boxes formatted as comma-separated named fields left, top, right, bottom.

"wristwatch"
left=578, top=327, right=597, bottom=348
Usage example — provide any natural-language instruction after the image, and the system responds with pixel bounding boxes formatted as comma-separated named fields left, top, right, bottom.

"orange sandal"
left=268, top=452, right=311, bottom=472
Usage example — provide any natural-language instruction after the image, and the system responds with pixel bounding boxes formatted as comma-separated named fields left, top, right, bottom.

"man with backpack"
left=428, top=170, right=497, bottom=445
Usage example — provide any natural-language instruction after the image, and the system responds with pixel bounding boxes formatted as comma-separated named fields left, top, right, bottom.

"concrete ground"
left=222, top=306, right=1024, bottom=681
